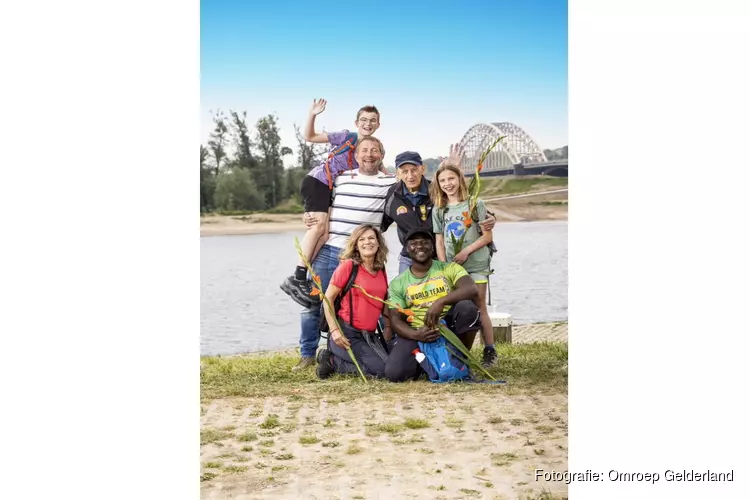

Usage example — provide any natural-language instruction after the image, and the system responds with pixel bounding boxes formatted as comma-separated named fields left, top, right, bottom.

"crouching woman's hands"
left=331, top=329, right=350, bottom=350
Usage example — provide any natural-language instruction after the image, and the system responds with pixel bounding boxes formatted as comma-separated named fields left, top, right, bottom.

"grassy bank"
left=203, top=176, right=567, bottom=217
left=200, top=342, right=568, bottom=402
left=204, top=197, right=305, bottom=217
left=479, top=176, right=568, bottom=198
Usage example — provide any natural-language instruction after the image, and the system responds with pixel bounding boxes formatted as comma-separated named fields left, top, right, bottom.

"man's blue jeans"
left=299, top=244, right=342, bottom=358
left=398, top=253, right=412, bottom=275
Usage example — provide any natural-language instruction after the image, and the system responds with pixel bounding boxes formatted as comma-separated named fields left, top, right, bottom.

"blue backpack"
left=417, top=336, right=471, bottom=383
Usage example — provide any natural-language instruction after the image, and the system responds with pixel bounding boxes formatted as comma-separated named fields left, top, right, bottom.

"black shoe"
left=316, top=349, right=335, bottom=379
left=482, top=346, right=498, bottom=367
left=280, top=276, right=319, bottom=308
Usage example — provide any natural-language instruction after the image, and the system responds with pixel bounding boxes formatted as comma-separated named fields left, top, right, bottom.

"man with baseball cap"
left=381, top=149, right=497, bottom=274
left=383, top=227, right=483, bottom=382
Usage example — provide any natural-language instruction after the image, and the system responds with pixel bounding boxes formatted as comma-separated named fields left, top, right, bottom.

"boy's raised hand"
left=310, top=98, right=327, bottom=116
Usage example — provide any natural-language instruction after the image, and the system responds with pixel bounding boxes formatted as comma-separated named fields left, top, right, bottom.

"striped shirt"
left=327, top=169, right=398, bottom=249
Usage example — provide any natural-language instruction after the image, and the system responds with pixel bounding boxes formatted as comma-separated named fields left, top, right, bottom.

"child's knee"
left=309, top=215, right=328, bottom=235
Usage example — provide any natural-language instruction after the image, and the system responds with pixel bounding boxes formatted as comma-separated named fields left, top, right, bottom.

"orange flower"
left=399, top=308, right=416, bottom=322
left=312, top=275, right=322, bottom=288
left=461, top=211, right=472, bottom=228
left=477, top=162, right=483, bottom=173
left=310, top=288, right=321, bottom=297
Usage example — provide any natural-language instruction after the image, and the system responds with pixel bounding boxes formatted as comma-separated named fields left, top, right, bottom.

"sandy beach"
left=200, top=192, right=568, bottom=237
left=200, top=391, right=568, bottom=500
left=200, top=334, right=569, bottom=500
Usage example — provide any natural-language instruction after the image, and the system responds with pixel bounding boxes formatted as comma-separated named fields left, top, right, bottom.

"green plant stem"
left=353, top=285, right=495, bottom=381
left=294, top=237, right=367, bottom=382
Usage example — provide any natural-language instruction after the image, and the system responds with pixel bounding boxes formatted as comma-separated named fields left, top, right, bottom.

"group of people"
left=279, top=99, right=499, bottom=382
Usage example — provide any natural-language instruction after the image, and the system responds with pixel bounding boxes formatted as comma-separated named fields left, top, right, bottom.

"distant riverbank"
left=200, top=191, right=567, bottom=237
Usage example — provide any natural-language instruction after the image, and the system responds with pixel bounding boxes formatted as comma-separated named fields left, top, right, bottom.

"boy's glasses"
left=357, top=118, right=378, bottom=125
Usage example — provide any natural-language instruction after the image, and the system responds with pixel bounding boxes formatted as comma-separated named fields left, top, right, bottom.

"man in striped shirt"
left=291, top=136, right=398, bottom=371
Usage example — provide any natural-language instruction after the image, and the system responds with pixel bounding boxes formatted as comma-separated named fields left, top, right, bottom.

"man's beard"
left=359, top=159, right=382, bottom=174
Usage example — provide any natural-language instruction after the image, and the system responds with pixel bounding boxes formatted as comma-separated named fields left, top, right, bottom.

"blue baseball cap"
left=395, top=151, right=423, bottom=169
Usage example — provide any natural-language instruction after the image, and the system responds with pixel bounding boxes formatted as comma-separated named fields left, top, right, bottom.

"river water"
left=201, top=221, right=567, bottom=356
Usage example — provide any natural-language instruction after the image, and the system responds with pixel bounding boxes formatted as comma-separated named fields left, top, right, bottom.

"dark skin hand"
left=389, top=310, right=440, bottom=342
left=422, top=275, right=478, bottom=328
left=423, top=298, right=447, bottom=330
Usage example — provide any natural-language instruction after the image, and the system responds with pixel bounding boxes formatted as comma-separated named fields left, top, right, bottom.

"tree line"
left=200, top=110, right=326, bottom=213
left=200, top=109, right=569, bottom=213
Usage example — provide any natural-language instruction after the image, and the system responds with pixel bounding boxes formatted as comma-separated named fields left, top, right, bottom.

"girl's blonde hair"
left=429, top=162, right=469, bottom=209
left=339, top=224, right=389, bottom=270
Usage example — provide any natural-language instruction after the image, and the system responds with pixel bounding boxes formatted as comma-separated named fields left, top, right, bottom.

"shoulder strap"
left=334, top=132, right=358, bottom=157
left=343, top=263, right=360, bottom=324
left=437, top=205, right=448, bottom=225
left=341, top=262, right=360, bottom=296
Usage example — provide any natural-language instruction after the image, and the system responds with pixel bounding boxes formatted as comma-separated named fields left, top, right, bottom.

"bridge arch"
left=456, top=122, right=548, bottom=174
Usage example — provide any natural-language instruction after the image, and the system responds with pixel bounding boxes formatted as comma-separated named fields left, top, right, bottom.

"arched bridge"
left=456, top=122, right=567, bottom=177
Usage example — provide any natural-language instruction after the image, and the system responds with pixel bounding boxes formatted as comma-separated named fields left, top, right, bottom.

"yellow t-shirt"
left=388, top=260, right=468, bottom=327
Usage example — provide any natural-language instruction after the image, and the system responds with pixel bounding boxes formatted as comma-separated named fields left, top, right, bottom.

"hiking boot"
left=291, top=356, right=315, bottom=372
left=315, top=349, right=335, bottom=379
left=280, top=276, right=319, bottom=309
left=482, top=346, right=498, bottom=367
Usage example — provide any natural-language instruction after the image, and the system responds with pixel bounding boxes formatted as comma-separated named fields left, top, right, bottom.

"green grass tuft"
left=201, top=342, right=567, bottom=402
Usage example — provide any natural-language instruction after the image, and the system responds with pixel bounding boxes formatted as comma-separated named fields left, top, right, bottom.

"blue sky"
left=201, top=0, right=567, bottom=167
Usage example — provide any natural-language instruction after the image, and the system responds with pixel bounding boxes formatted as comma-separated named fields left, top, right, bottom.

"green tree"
left=283, top=167, right=307, bottom=201
left=208, top=110, right=229, bottom=176
left=213, top=168, right=264, bottom=211
left=200, top=145, right=215, bottom=212
left=230, top=110, right=259, bottom=171
left=255, top=114, right=292, bottom=208
left=294, top=123, right=325, bottom=170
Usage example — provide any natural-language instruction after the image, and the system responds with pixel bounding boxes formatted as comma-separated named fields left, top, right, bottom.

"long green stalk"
left=294, top=238, right=367, bottom=382
left=353, top=285, right=496, bottom=381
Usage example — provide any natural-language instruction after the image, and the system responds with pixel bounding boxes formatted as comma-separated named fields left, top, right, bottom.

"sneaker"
left=482, top=346, right=498, bottom=367
left=280, top=276, right=320, bottom=309
left=315, top=349, right=335, bottom=379
left=291, top=356, right=315, bottom=372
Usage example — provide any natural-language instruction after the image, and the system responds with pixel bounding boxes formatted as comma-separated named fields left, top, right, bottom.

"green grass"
left=200, top=342, right=567, bottom=402
left=479, top=176, right=568, bottom=198
left=520, top=491, right=568, bottom=500
left=237, top=431, right=258, bottom=442
left=299, top=435, right=320, bottom=445
left=445, top=417, right=464, bottom=428
left=459, top=489, right=481, bottom=498
left=491, top=452, right=519, bottom=466
left=259, top=415, right=280, bottom=429
left=209, top=198, right=305, bottom=216
left=403, top=418, right=430, bottom=429
left=200, top=428, right=233, bottom=445
left=223, top=465, right=248, bottom=474
left=346, top=444, right=363, bottom=455
left=265, top=198, right=304, bottom=214
left=529, top=201, right=568, bottom=206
